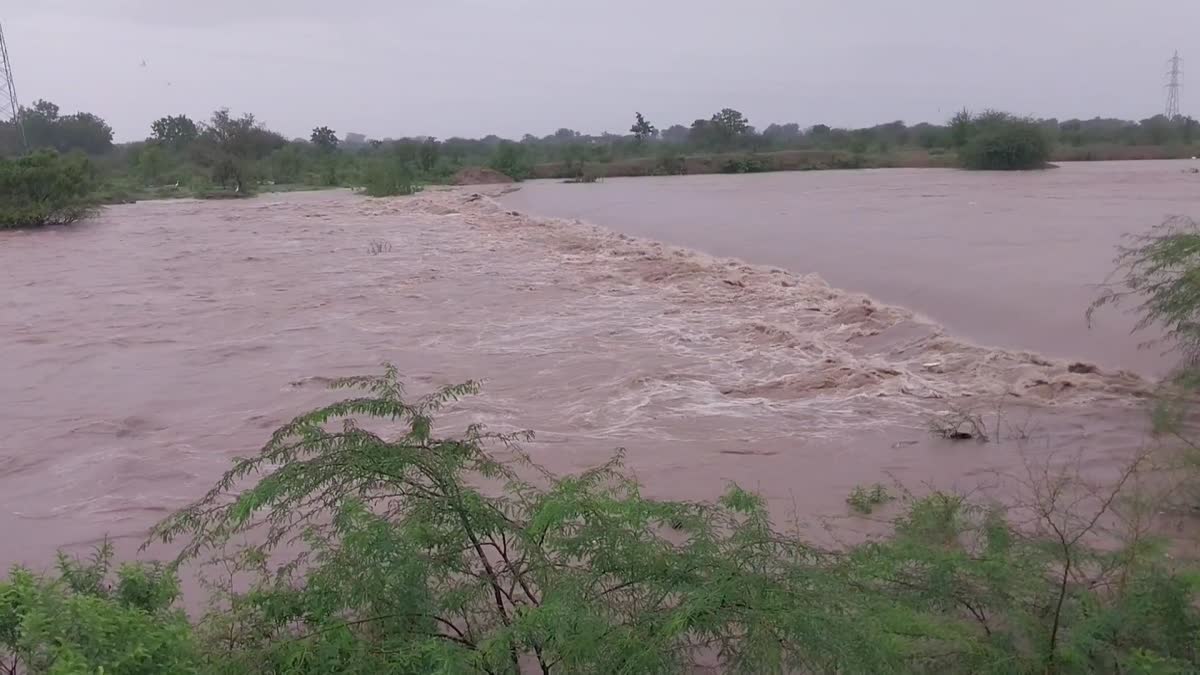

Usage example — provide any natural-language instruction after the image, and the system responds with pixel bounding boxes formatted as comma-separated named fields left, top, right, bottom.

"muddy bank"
left=0, top=188, right=1156, bottom=570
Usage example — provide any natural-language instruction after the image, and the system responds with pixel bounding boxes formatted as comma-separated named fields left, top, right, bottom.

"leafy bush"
left=488, top=141, right=532, bottom=181
left=652, top=152, right=686, bottom=175
left=1, top=542, right=198, bottom=673
left=363, top=159, right=423, bottom=197
left=847, top=483, right=893, bottom=514
left=1090, top=216, right=1200, bottom=360
left=720, top=155, right=769, bottom=174
left=0, top=151, right=101, bottom=229
left=957, top=113, right=1051, bottom=170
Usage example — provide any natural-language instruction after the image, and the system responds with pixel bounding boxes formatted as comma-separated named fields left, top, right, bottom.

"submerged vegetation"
left=953, top=111, right=1052, bottom=171
left=0, top=151, right=101, bottom=229
left=2, top=367, right=1198, bottom=673
left=846, top=483, right=893, bottom=514
left=363, top=158, right=424, bottom=197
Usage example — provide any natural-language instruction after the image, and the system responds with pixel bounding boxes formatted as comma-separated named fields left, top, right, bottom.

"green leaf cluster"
left=0, top=151, right=101, bottom=229
left=1, top=541, right=197, bottom=673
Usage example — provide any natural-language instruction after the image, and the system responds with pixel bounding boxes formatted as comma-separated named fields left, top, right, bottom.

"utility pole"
left=0, top=19, right=26, bottom=151
left=1166, top=50, right=1183, bottom=120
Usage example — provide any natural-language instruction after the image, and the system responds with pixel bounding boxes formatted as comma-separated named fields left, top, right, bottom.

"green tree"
left=958, top=113, right=1050, bottom=170
left=0, top=151, right=100, bottom=228
left=1140, top=115, right=1173, bottom=145
left=266, top=142, right=306, bottom=184
left=630, top=111, right=656, bottom=143
left=195, top=109, right=286, bottom=193
left=711, top=108, right=750, bottom=137
left=488, top=141, right=532, bottom=180
left=1090, top=216, right=1200, bottom=359
left=18, top=100, right=113, bottom=155
left=135, top=143, right=170, bottom=184
left=418, top=139, right=440, bottom=173
left=0, top=542, right=198, bottom=673
left=949, top=108, right=974, bottom=148
left=660, top=124, right=689, bottom=144
left=52, top=113, right=114, bottom=154
left=362, top=158, right=422, bottom=196
left=311, top=125, right=339, bottom=152
left=1182, top=116, right=1198, bottom=144
left=151, top=115, right=199, bottom=149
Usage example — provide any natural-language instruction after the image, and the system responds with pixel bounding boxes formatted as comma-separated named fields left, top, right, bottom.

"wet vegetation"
left=952, top=111, right=1053, bottom=170
left=0, top=151, right=101, bottom=229
left=363, top=158, right=424, bottom=197
left=2, top=365, right=1198, bottom=674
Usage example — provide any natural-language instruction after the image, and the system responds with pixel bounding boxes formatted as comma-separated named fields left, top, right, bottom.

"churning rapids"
left=0, top=172, right=1175, bottom=569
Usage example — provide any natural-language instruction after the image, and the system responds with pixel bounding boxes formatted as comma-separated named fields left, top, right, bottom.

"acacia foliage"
left=4, top=368, right=1198, bottom=673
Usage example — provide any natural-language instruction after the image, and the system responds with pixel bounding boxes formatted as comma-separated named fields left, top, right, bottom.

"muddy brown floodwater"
left=504, top=161, right=1200, bottom=378
left=0, top=165, right=1184, bottom=571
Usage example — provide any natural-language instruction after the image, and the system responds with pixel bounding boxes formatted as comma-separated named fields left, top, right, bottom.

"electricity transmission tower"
left=1166, top=50, right=1183, bottom=120
left=0, top=19, right=25, bottom=151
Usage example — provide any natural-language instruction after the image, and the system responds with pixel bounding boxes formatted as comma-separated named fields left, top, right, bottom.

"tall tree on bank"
left=311, top=126, right=339, bottom=152
left=151, top=115, right=199, bottom=149
left=630, top=112, right=657, bottom=143
left=17, top=100, right=114, bottom=155
left=196, top=109, right=286, bottom=192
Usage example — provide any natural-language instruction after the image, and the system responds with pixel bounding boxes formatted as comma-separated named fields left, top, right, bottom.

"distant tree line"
left=0, top=100, right=1197, bottom=196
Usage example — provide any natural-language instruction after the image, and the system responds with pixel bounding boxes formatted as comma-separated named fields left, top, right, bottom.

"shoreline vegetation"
left=1, top=102, right=1198, bottom=219
left=3, top=366, right=1199, bottom=673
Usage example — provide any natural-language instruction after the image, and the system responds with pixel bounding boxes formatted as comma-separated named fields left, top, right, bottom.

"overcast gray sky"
left=5, top=0, right=1197, bottom=141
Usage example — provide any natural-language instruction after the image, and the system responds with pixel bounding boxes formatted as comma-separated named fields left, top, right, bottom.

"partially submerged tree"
left=954, top=110, right=1051, bottom=170
left=0, top=151, right=101, bottom=229
left=362, top=158, right=423, bottom=197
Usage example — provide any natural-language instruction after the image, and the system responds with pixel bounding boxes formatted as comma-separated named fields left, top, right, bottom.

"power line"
left=1166, top=50, right=1183, bottom=120
left=0, top=19, right=26, bottom=151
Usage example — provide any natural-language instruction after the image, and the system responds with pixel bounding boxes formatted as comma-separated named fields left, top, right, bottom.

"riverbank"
left=87, top=142, right=1200, bottom=206
left=527, top=144, right=1200, bottom=180
left=93, top=180, right=330, bottom=205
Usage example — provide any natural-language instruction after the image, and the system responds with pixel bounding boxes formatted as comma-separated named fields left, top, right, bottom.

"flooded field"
left=0, top=165, right=1184, bottom=569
